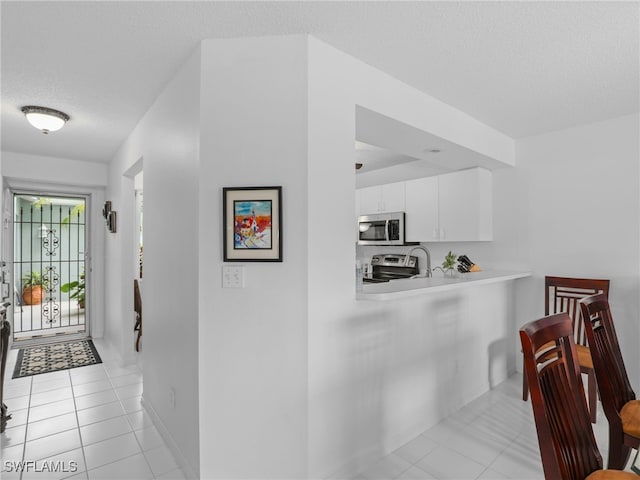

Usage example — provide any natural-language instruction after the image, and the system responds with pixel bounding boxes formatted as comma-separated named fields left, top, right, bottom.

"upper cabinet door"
left=357, top=182, right=405, bottom=214
left=438, top=167, right=493, bottom=241
left=405, top=176, right=439, bottom=242
left=358, top=186, right=382, bottom=214
left=380, top=182, right=405, bottom=213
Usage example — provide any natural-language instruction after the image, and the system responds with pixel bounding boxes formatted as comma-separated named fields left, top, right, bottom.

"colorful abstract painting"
left=233, top=200, right=272, bottom=249
left=223, top=186, right=282, bottom=262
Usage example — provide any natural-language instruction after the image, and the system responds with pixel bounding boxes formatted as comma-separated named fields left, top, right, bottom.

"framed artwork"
left=223, top=186, right=282, bottom=262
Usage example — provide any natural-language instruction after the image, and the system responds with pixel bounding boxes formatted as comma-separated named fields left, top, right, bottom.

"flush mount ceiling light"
left=21, top=106, right=69, bottom=134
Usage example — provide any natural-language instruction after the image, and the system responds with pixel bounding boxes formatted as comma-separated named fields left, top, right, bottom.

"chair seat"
left=576, top=344, right=594, bottom=370
left=621, top=400, right=640, bottom=438
left=586, top=470, right=639, bottom=480
left=539, top=341, right=593, bottom=370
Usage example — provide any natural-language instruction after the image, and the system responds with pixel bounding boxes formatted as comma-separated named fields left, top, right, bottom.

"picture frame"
left=223, top=186, right=282, bottom=262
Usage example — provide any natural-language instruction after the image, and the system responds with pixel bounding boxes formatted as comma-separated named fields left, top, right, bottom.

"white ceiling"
left=2, top=1, right=638, bottom=165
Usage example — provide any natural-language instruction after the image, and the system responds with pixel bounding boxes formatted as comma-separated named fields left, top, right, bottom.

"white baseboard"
left=321, top=444, right=383, bottom=480
left=141, top=395, right=197, bottom=479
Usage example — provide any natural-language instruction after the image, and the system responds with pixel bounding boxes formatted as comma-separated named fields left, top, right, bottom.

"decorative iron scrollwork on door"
left=42, top=264, right=60, bottom=323
left=42, top=228, right=60, bottom=256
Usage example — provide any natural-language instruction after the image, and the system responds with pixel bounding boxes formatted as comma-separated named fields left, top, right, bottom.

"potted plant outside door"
left=22, top=271, right=48, bottom=305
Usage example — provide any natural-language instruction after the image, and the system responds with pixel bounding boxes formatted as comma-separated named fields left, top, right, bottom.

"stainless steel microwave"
left=357, top=212, right=405, bottom=246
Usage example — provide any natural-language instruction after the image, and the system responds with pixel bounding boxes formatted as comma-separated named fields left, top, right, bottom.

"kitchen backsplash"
left=356, top=242, right=492, bottom=275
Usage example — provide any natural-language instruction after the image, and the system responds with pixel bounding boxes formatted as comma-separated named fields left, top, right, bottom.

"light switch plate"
left=222, top=265, right=244, bottom=288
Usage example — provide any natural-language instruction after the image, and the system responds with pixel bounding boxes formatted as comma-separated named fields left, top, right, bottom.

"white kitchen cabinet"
left=357, top=186, right=380, bottom=214
left=357, top=181, right=405, bottom=214
left=405, top=176, right=439, bottom=242
left=356, top=168, right=492, bottom=241
left=438, top=167, right=492, bottom=241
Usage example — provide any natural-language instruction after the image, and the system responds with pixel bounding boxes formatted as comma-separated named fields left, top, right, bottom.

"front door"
left=11, top=193, right=89, bottom=345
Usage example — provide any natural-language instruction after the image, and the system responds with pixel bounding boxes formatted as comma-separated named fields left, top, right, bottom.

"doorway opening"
left=11, top=192, right=89, bottom=345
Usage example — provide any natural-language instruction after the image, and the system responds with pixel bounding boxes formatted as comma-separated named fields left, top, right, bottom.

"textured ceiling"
left=1, top=1, right=638, bottom=163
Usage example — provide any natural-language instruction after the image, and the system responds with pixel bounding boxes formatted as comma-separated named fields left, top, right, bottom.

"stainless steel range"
left=363, top=254, right=419, bottom=283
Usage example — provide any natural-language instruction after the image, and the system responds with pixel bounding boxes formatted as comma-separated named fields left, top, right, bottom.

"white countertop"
left=356, top=270, right=531, bottom=300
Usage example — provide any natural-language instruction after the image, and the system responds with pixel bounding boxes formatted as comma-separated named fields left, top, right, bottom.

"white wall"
left=306, top=37, right=520, bottom=478
left=102, top=33, right=514, bottom=479
left=509, top=114, right=640, bottom=387
left=2, top=152, right=108, bottom=187
left=99, top=34, right=638, bottom=480
left=197, top=35, right=310, bottom=479
left=106, top=48, right=201, bottom=477
left=0, top=156, right=3, bottom=268
left=1, top=151, right=106, bottom=339
left=192, top=35, right=516, bottom=479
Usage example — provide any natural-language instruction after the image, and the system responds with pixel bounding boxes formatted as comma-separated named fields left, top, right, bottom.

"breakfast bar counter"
left=357, top=270, right=531, bottom=300
left=312, top=265, right=532, bottom=478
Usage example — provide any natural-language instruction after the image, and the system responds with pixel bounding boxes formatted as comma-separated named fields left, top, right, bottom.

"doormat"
left=12, top=339, right=102, bottom=378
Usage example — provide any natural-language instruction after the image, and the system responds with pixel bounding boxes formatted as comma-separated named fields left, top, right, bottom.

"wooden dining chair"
left=0, top=302, right=11, bottom=433
left=523, top=276, right=610, bottom=423
left=134, top=279, right=142, bottom=352
left=580, top=293, right=640, bottom=470
left=520, top=312, right=637, bottom=480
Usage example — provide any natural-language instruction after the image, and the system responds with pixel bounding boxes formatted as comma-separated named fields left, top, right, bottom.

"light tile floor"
left=2, top=340, right=637, bottom=480
left=346, top=375, right=637, bottom=480
left=1, top=338, right=184, bottom=480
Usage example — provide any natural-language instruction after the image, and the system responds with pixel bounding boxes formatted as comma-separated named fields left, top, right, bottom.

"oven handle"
left=385, top=220, right=391, bottom=242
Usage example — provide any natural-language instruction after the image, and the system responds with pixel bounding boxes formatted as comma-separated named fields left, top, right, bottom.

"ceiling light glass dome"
left=21, top=106, right=70, bottom=134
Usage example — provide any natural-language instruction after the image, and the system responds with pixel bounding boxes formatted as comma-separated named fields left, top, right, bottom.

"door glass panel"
left=12, top=194, right=87, bottom=343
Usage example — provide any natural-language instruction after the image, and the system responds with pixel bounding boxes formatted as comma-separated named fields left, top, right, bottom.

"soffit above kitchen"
left=355, top=106, right=508, bottom=187
left=1, top=2, right=638, bottom=164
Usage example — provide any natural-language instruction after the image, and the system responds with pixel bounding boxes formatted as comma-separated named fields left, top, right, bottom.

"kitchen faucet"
left=404, top=245, right=432, bottom=278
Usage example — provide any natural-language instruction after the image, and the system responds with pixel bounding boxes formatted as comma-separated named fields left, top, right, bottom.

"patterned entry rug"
left=12, top=339, right=102, bottom=378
